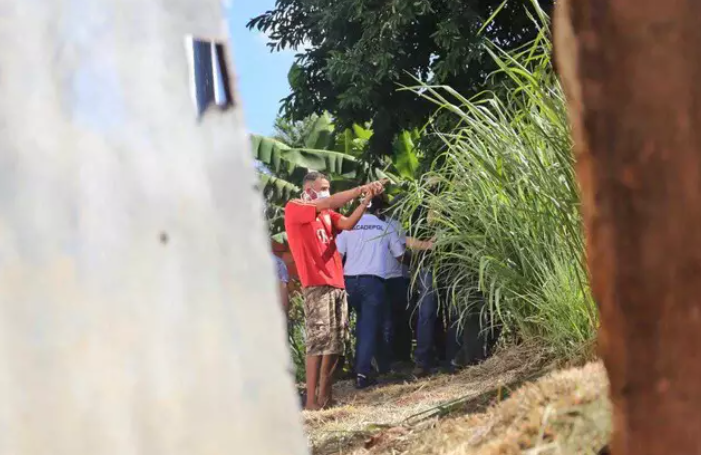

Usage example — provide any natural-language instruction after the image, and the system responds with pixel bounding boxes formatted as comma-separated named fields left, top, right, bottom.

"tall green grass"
left=402, top=10, right=597, bottom=360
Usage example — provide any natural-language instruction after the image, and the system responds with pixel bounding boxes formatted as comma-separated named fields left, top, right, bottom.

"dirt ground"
left=303, top=346, right=611, bottom=454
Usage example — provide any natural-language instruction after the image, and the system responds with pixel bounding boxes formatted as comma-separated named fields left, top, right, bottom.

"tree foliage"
left=248, top=0, right=553, bottom=156
left=273, top=113, right=334, bottom=149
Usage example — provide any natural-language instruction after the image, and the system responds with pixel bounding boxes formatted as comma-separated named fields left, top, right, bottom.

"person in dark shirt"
left=409, top=203, right=462, bottom=377
left=380, top=195, right=430, bottom=368
left=381, top=213, right=413, bottom=366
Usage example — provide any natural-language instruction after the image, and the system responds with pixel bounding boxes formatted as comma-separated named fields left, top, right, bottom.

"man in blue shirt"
left=337, top=196, right=405, bottom=389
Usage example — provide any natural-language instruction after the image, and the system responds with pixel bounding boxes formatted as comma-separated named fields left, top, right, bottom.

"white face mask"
left=302, top=188, right=330, bottom=201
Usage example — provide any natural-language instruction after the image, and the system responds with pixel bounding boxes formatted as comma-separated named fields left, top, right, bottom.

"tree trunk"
left=0, top=0, right=306, bottom=454
left=555, top=1, right=701, bottom=453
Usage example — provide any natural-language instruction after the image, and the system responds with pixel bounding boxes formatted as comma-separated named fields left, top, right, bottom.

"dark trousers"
left=457, top=305, right=501, bottom=366
left=414, top=269, right=462, bottom=369
left=346, top=275, right=390, bottom=377
left=385, top=277, right=412, bottom=363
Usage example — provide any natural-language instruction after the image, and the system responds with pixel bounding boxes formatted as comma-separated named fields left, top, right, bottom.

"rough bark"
left=0, top=0, right=306, bottom=453
left=555, top=1, right=701, bottom=453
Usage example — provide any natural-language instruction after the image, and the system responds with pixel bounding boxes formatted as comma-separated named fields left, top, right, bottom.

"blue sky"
left=227, top=0, right=296, bottom=135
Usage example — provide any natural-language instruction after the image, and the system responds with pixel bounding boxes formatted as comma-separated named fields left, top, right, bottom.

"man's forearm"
left=314, top=186, right=362, bottom=212
left=337, top=202, right=368, bottom=231
left=406, top=236, right=433, bottom=251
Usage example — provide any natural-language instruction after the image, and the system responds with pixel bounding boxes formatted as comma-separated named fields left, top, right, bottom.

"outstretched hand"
left=362, top=190, right=374, bottom=205
left=361, top=179, right=387, bottom=197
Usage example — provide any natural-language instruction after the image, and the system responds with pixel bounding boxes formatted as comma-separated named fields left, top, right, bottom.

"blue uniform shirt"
left=336, top=214, right=405, bottom=279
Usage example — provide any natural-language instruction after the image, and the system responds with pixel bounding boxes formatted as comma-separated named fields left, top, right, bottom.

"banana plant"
left=251, top=114, right=361, bottom=235
left=393, top=129, right=421, bottom=179
left=251, top=134, right=361, bottom=178
left=251, top=112, right=417, bottom=235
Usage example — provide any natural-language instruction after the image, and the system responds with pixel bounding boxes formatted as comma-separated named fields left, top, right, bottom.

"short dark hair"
left=367, top=195, right=387, bottom=214
left=303, top=171, right=328, bottom=186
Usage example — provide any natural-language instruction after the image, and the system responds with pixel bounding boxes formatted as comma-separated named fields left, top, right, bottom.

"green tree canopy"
left=248, top=0, right=553, bottom=157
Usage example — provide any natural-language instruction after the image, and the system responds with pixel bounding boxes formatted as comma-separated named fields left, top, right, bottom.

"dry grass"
left=303, top=346, right=610, bottom=455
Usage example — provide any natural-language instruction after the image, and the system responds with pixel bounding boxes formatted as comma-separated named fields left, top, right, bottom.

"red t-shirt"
left=284, top=201, right=345, bottom=289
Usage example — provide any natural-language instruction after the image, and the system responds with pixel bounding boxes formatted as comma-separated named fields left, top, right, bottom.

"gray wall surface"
left=0, top=0, right=307, bottom=453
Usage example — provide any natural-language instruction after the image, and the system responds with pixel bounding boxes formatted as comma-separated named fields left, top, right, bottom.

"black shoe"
left=390, top=360, right=415, bottom=373
left=441, top=364, right=457, bottom=375
left=411, top=366, right=433, bottom=379
left=355, top=374, right=378, bottom=390
left=441, top=361, right=463, bottom=375
left=377, top=366, right=392, bottom=377
left=379, top=369, right=406, bottom=380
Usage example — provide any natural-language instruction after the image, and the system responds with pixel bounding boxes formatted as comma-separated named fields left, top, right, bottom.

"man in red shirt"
left=285, top=171, right=384, bottom=410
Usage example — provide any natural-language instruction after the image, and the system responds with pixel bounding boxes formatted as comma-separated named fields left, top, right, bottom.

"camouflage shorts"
left=302, top=286, right=349, bottom=356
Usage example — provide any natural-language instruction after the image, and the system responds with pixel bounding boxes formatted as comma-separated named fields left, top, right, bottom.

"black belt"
left=345, top=274, right=385, bottom=282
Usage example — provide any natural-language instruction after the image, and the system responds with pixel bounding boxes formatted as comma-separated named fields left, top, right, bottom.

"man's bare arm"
left=336, top=196, right=371, bottom=231
left=336, top=181, right=390, bottom=230
left=406, top=236, right=434, bottom=251
left=310, top=186, right=363, bottom=212
left=306, top=180, right=386, bottom=213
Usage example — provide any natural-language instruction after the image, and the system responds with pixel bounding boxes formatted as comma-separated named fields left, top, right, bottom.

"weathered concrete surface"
left=0, top=0, right=307, bottom=454
left=556, top=1, right=701, bottom=454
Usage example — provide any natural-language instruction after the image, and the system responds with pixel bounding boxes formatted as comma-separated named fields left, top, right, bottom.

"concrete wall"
left=0, top=0, right=307, bottom=453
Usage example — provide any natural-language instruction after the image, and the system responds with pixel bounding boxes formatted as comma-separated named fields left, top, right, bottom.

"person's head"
left=367, top=195, right=387, bottom=216
left=384, top=193, right=406, bottom=218
left=301, top=172, right=331, bottom=202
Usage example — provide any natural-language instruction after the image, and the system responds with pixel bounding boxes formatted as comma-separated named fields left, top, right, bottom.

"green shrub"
left=401, top=8, right=597, bottom=360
